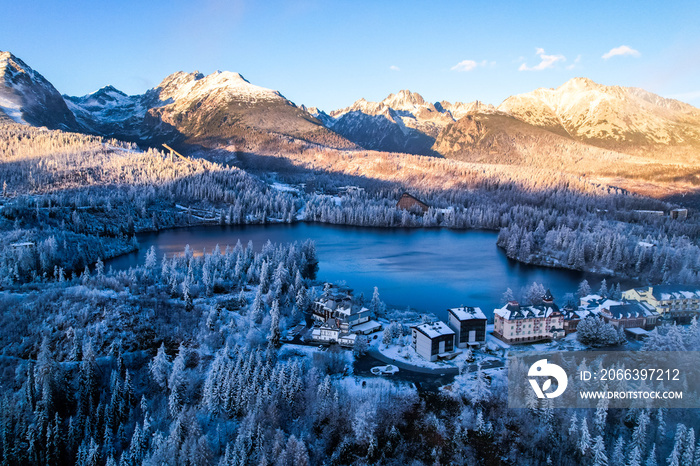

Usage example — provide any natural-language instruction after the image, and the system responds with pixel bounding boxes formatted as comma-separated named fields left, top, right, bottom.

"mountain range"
left=2, top=50, right=700, bottom=180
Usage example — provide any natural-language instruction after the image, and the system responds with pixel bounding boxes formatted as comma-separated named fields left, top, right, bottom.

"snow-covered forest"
left=3, top=123, right=700, bottom=286
left=0, top=241, right=699, bottom=465
left=1, top=122, right=700, bottom=465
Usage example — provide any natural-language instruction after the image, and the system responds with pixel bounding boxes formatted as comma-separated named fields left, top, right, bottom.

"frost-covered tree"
left=268, top=300, right=281, bottom=346
left=353, top=335, right=368, bottom=357
left=145, top=246, right=157, bottom=275
left=502, top=288, right=515, bottom=303
left=250, top=288, right=265, bottom=325
left=681, top=428, right=695, bottom=466
left=611, top=436, right=625, bottom=466
left=590, top=435, right=608, bottom=466
left=598, top=279, right=608, bottom=298
left=577, top=316, right=625, bottom=347
left=577, top=280, right=591, bottom=299
left=645, top=444, right=657, bottom=466
left=524, top=282, right=546, bottom=305
left=369, top=287, right=386, bottom=316
left=168, top=345, right=188, bottom=417
left=627, top=445, right=642, bottom=466
left=149, top=344, right=172, bottom=389
left=594, top=397, right=608, bottom=434
left=579, top=418, right=591, bottom=456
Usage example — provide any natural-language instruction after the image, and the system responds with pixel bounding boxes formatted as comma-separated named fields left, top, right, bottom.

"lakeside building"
left=310, top=287, right=382, bottom=345
left=447, top=306, right=487, bottom=347
left=559, top=304, right=590, bottom=334
left=622, top=285, right=700, bottom=324
left=580, top=295, right=660, bottom=331
left=493, top=290, right=565, bottom=344
left=396, top=192, right=429, bottom=213
left=411, top=321, right=456, bottom=361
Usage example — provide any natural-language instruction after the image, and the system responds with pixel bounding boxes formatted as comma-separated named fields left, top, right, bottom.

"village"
left=297, top=281, right=700, bottom=376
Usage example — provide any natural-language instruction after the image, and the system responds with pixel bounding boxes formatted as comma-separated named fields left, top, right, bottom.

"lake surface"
left=107, top=223, right=615, bottom=321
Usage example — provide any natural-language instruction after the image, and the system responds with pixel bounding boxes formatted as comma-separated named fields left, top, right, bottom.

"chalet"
left=412, top=321, right=456, bottom=361
left=622, top=285, right=700, bottom=324
left=493, top=290, right=565, bottom=344
left=396, top=193, right=429, bottom=213
left=447, top=306, right=487, bottom=347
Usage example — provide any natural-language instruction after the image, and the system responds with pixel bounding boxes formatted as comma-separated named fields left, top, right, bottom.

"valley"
left=1, top=47, right=700, bottom=466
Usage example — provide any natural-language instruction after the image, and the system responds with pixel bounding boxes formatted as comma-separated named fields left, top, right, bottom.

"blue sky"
left=3, top=0, right=699, bottom=110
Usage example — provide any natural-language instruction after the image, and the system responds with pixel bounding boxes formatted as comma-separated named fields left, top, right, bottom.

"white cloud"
left=389, top=65, right=400, bottom=71
left=519, top=48, right=566, bottom=71
left=566, top=55, right=582, bottom=70
left=602, top=45, right=640, bottom=60
left=451, top=59, right=489, bottom=72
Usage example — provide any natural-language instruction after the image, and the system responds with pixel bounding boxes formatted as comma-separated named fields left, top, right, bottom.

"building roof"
left=448, top=306, right=486, bottom=321
left=351, top=320, right=382, bottom=333
left=396, top=192, right=429, bottom=211
left=650, top=285, right=700, bottom=301
left=605, top=301, right=658, bottom=319
left=560, top=305, right=589, bottom=320
left=415, top=321, right=455, bottom=339
left=494, top=301, right=560, bottom=320
left=584, top=297, right=658, bottom=319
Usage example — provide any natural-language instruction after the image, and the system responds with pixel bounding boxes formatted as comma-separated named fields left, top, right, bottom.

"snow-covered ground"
left=271, top=182, right=299, bottom=193
left=372, top=330, right=493, bottom=371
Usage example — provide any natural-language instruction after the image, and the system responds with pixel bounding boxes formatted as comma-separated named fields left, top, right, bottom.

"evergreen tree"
left=149, top=343, right=172, bottom=389
left=611, top=436, right=625, bottom=466
left=590, top=435, right=608, bottom=466
left=577, top=279, right=591, bottom=299
left=370, top=287, right=386, bottom=316
left=502, top=288, right=515, bottom=303
left=268, top=300, right=281, bottom=346
left=579, top=418, right=591, bottom=456
left=168, top=345, right=188, bottom=417
left=645, top=444, right=657, bottom=466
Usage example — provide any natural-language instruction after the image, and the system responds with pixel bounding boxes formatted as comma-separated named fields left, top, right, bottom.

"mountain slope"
left=64, top=70, right=354, bottom=152
left=327, top=90, right=492, bottom=155
left=497, top=77, right=700, bottom=150
left=432, top=110, right=635, bottom=169
left=0, top=51, right=79, bottom=130
left=432, top=78, right=700, bottom=187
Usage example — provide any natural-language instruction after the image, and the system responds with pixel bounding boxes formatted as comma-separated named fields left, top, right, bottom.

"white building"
left=623, top=285, right=700, bottom=324
left=447, top=306, right=487, bottom=348
left=411, top=321, right=456, bottom=361
left=580, top=295, right=660, bottom=330
left=310, top=287, right=382, bottom=345
left=493, top=290, right=564, bottom=344
left=311, top=323, right=340, bottom=343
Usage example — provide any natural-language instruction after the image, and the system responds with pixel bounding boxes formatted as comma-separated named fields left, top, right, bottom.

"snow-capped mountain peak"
left=498, top=77, right=700, bottom=145
left=0, top=51, right=78, bottom=129
left=381, top=89, right=427, bottom=111
left=155, top=70, right=284, bottom=106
